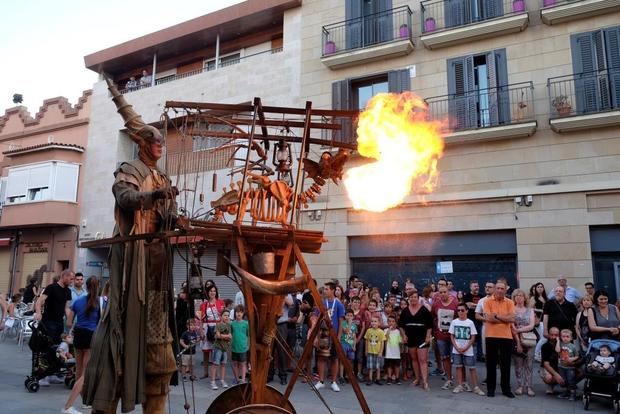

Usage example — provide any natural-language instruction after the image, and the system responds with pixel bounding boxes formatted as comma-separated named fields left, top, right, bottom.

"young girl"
left=384, top=315, right=403, bottom=384
left=231, top=305, right=249, bottom=384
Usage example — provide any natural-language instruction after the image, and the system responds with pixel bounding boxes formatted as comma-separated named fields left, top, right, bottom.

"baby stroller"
left=582, top=339, right=620, bottom=412
left=24, top=320, right=75, bottom=393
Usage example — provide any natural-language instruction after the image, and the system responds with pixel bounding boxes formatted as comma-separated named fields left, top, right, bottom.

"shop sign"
left=436, top=261, right=453, bottom=274
left=25, top=242, right=48, bottom=253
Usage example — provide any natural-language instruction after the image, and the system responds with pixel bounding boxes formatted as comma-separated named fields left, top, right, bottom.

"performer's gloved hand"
left=153, top=186, right=179, bottom=200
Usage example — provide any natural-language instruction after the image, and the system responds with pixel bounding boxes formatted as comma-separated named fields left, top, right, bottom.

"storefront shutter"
left=0, top=248, right=11, bottom=294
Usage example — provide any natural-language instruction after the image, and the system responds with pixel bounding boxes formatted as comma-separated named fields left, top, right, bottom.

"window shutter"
left=388, top=69, right=411, bottom=93
left=445, top=0, right=469, bottom=28
left=346, top=0, right=363, bottom=49
left=332, top=80, right=353, bottom=144
left=604, top=27, right=620, bottom=109
left=376, top=0, right=393, bottom=43
left=489, top=49, right=510, bottom=125
left=6, top=169, right=28, bottom=198
left=28, top=164, right=52, bottom=189
left=447, top=56, right=476, bottom=130
left=53, top=163, right=79, bottom=202
left=483, top=0, right=504, bottom=19
left=571, top=31, right=605, bottom=114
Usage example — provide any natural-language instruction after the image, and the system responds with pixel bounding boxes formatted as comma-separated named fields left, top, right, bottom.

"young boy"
left=384, top=315, right=403, bottom=384
left=364, top=316, right=386, bottom=386
left=339, top=308, right=358, bottom=383
left=180, top=319, right=200, bottom=380
left=210, top=309, right=232, bottom=390
left=368, top=299, right=387, bottom=329
left=448, top=304, right=485, bottom=395
left=231, top=305, right=249, bottom=384
left=555, top=329, right=579, bottom=400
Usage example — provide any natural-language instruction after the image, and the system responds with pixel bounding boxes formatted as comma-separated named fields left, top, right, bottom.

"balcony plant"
left=424, top=17, right=436, bottom=33
left=552, top=95, right=572, bottom=116
left=543, top=0, right=556, bottom=7
left=324, top=40, right=336, bottom=55
left=513, top=0, right=525, bottom=12
left=399, top=24, right=410, bottom=38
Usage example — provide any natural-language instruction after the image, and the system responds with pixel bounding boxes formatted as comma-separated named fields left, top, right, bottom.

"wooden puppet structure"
left=84, top=97, right=370, bottom=413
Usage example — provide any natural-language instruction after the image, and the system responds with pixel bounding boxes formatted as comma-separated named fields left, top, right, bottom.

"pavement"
left=0, top=335, right=614, bottom=414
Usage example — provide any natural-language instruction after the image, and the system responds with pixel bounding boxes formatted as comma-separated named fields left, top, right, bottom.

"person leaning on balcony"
left=126, top=76, right=137, bottom=91
left=139, top=70, right=152, bottom=88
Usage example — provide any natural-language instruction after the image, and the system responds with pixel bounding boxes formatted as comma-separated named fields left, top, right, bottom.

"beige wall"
left=299, top=0, right=620, bottom=289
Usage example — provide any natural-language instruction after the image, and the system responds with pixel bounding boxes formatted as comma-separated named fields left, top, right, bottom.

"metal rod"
left=290, top=101, right=312, bottom=226
left=234, top=98, right=259, bottom=224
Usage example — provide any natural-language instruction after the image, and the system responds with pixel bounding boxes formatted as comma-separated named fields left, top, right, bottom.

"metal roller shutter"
left=172, top=244, right=239, bottom=301
left=0, top=248, right=11, bottom=293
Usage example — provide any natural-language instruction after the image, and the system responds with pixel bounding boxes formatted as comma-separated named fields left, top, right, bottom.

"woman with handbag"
left=512, top=289, right=537, bottom=396
left=529, top=282, right=547, bottom=360
left=199, top=285, right=225, bottom=379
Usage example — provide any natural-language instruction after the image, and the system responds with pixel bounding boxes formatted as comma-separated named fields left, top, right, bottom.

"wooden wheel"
left=226, top=404, right=293, bottom=414
left=205, top=383, right=296, bottom=414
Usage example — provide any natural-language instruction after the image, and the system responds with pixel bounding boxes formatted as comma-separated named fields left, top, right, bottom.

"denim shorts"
left=452, top=353, right=475, bottom=368
left=211, top=348, right=228, bottom=365
left=436, top=339, right=452, bottom=358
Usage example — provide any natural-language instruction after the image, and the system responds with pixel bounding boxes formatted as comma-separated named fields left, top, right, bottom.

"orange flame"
left=344, top=92, right=445, bottom=212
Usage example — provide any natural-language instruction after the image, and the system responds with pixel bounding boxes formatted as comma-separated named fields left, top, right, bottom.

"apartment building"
left=0, top=92, right=91, bottom=294
left=298, top=0, right=620, bottom=297
left=78, top=0, right=303, bottom=298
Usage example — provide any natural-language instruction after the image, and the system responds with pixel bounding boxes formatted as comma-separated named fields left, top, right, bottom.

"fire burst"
left=344, top=92, right=445, bottom=213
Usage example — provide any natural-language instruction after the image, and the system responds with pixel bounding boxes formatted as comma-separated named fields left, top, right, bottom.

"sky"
left=0, top=0, right=244, bottom=113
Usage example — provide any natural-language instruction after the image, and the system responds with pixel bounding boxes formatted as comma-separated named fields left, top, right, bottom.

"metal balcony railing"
left=421, top=0, right=526, bottom=34
left=321, top=6, right=413, bottom=57
left=425, top=82, right=535, bottom=131
left=119, top=47, right=283, bottom=94
left=547, top=69, right=620, bottom=118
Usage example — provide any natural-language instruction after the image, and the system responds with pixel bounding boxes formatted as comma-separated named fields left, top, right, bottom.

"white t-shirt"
left=384, top=328, right=402, bottom=359
left=448, top=318, right=477, bottom=356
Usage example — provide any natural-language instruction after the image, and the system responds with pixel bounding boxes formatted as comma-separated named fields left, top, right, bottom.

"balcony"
left=541, top=0, right=620, bottom=25
left=0, top=201, right=79, bottom=228
left=425, top=82, right=537, bottom=144
left=320, top=6, right=414, bottom=70
left=420, top=0, right=529, bottom=50
left=548, top=69, right=620, bottom=133
left=119, top=47, right=283, bottom=94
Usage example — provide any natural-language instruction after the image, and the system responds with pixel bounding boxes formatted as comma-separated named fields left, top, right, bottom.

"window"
left=192, top=122, right=232, bottom=152
left=570, top=27, right=620, bottom=114
left=5, top=162, right=79, bottom=204
left=332, top=69, right=410, bottom=142
left=204, top=53, right=241, bottom=71
left=447, top=49, right=509, bottom=130
left=445, top=0, right=504, bottom=29
left=345, top=0, right=393, bottom=49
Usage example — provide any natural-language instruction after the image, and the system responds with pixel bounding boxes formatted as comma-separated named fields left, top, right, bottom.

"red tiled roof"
left=3, top=142, right=85, bottom=156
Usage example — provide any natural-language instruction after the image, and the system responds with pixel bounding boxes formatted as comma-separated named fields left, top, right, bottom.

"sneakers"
left=558, top=391, right=570, bottom=399
left=431, top=368, right=445, bottom=376
left=568, top=391, right=576, bottom=401
left=211, top=381, right=219, bottom=390
left=221, top=380, right=229, bottom=388
left=515, top=386, right=523, bottom=395
left=453, top=384, right=464, bottom=393
left=545, top=384, right=555, bottom=395
left=39, top=377, right=50, bottom=387
left=61, top=408, right=83, bottom=414
left=315, top=381, right=325, bottom=390
left=331, top=381, right=341, bottom=392
left=473, top=386, right=486, bottom=396
left=441, top=380, right=454, bottom=390
left=463, top=383, right=472, bottom=392
left=527, top=387, right=535, bottom=397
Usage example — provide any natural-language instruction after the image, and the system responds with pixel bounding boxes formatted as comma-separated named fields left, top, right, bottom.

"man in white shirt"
left=547, top=276, right=582, bottom=304
left=474, top=281, right=495, bottom=362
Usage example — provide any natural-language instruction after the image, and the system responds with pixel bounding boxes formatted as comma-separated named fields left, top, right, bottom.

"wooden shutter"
left=490, top=49, right=510, bottom=125
left=571, top=31, right=607, bottom=114
left=445, top=0, right=470, bottom=28
left=388, top=69, right=411, bottom=93
left=447, top=56, right=477, bottom=130
left=604, top=27, right=620, bottom=109
left=346, top=0, right=363, bottom=49
left=332, top=80, right=353, bottom=144
left=376, top=0, right=393, bottom=43
left=483, top=0, right=504, bottom=19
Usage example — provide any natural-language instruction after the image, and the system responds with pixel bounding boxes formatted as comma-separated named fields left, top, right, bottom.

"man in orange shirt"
left=482, top=280, right=515, bottom=398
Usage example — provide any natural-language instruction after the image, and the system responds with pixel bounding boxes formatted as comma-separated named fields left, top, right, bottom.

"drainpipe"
left=215, top=34, right=220, bottom=70
left=151, top=53, right=157, bottom=87
left=9, top=231, right=20, bottom=295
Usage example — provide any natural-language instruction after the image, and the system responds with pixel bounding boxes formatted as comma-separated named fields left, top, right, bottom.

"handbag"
left=519, top=331, right=537, bottom=348
left=206, top=324, right=216, bottom=342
